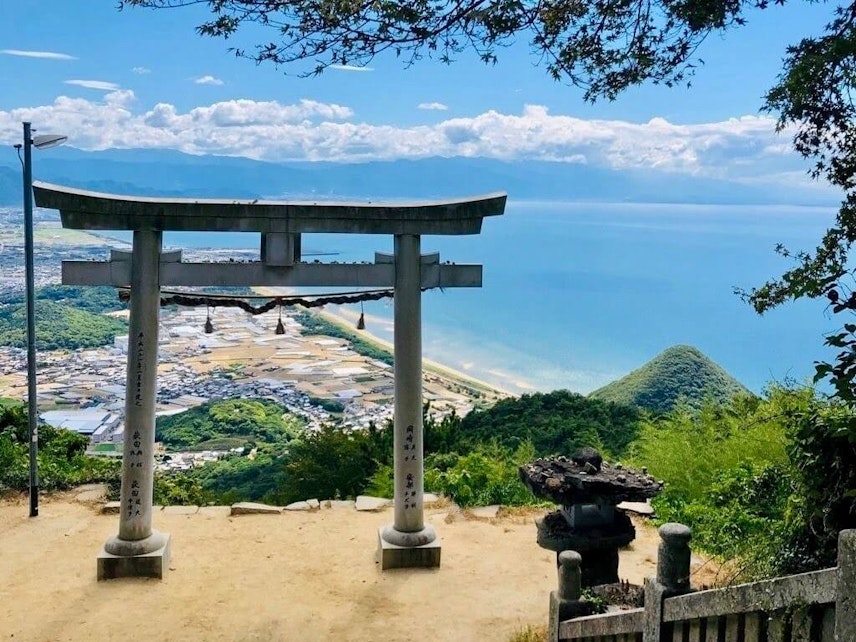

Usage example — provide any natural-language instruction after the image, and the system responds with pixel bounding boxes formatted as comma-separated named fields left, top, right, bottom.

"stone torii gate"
left=33, top=182, right=505, bottom=579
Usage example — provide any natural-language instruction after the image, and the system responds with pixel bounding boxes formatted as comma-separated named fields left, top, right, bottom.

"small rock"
left=101, top=501, right=121, bottom=514
left=469, top=505, right=501, bottom=519
left=616, top=475, right=627, bottom=483
left=163, top=505, right=199, bottom=515
left=355, top=495, right=391, bottom=511
left=617, top=501, right=655, bottom=516
left=198, top=506, right=230, bottom=517
left=546, top=478, right=561, bottom=490
left=231, top=502, right=282, bottom=515
left=75, top=485, right=107, bottom=503
left=583, top=462, right=598, bottom=474
left=284, top=501, right=312, bottom=511
left=571, top=446, right=603, bottom=472
left=306, top=499, right=320, bottom=510
left=326, top=500, right=356, bottom=510
left=424, top=493, right=442, bottom=507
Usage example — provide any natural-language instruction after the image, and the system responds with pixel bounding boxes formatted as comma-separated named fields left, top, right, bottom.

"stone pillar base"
left=97, top=533, right=171, bottom=581
left=377, top=527, right=441, bottom=570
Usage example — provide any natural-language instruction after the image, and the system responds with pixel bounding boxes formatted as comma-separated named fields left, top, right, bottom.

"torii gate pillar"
left=98, top=230, right=171, bottom=580
left=378, top=234, right=441, bottom=568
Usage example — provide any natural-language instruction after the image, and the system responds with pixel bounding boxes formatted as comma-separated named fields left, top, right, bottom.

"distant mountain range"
left=589, top=345, right=750, bottom=413
left=0, top=147, right=841, bottom=206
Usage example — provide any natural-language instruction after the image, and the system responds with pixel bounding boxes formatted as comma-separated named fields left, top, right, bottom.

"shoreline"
left=253, top=286, right=512, bottom=398
left=314, top=307, right=514, bottom=398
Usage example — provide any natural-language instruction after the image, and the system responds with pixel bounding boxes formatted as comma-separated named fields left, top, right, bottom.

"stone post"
left=377, top=234, right=441, bottom=569
left=548, top=551, right=594, bottom=642
left=97, top=230, right=171, bottom=580
left=558, top=550, right=582, bottom=601
left=656, top=523, right=692, bottom=595
left=836, top=529, right=856, bottom=641
left=644, top=523, right=692, bottom=642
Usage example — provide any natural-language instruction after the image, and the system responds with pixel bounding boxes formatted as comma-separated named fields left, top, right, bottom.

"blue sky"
left=0, top=0, right=842, bottom=186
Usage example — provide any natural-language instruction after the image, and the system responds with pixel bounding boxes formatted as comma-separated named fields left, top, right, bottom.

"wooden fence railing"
left=548, top=525, right=856, bottom=642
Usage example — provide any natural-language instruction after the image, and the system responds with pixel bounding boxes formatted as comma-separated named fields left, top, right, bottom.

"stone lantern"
left=519, top=447, right=662, bottom=587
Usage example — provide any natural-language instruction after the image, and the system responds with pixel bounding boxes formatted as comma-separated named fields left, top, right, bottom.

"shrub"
left=424, top=442, right=538, bottom=507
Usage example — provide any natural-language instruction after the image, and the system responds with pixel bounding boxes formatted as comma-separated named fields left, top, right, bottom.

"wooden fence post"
left=836, top=529, right=855, bottom=642
left=644, top=523, right=692, bottom=642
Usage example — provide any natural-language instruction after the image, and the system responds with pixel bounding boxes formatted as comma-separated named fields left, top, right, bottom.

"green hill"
left=0, top=300, right=127, bottom=351
left=0, top=286, right=128, bottom=351
left=589, top=345, right=750, bottom=413
left=156, top=398, right=304, bottom=451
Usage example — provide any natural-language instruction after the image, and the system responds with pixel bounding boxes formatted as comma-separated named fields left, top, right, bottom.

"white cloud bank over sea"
left=0, top=89, right=817, bottom=187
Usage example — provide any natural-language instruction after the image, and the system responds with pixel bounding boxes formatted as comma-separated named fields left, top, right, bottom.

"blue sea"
left=155, top=200, right=837, bottom=395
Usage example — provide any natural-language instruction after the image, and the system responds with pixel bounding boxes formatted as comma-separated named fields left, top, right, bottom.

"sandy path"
left=0, top=496, right=713, bottom=642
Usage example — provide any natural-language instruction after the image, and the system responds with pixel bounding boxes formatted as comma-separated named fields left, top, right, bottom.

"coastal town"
left=0, top=206, right=505, bottom=471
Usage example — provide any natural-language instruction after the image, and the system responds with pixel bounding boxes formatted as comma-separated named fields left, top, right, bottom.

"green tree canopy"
left=156, top=398, right=303, bottom=450
left=121, top=0, right=780, bottom=98
left=433, top=390, right=641, bottom=458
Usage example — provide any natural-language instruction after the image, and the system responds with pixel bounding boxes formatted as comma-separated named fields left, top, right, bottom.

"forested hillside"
left=428, top=390, right=640, bottom=458
left=0, top=286, right=127, bottom=351
left=156, top=399, right=304, bottom=450
left=590, top=345, right=750, bottom=413
left=0, top=401, right=118, bottom=493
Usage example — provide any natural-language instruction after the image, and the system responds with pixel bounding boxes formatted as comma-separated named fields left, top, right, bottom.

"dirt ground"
left=0, top=494, right=717, bottom=642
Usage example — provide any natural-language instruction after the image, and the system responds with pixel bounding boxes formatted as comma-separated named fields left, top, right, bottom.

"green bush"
left=775, top=397, right=856, bottom=574
left=630, top=390, right=791, bottom=507
left=628, top=388, right=815, bottom=580
left=271, top=425, right=378, bottom=503
left=188, top=447, right=289, bottom=503
left=0, top=404, right=120, bottom=494
left=425, top=442, right=538, bottom=507
left=153, top=472, right=207, bottom=506
left=156, top=398, right=303, bottom=450
left=364, top=463, right=395, bottom=498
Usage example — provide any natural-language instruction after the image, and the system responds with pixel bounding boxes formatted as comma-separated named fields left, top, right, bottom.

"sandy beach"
left=315, top=307, right=512, bottom=397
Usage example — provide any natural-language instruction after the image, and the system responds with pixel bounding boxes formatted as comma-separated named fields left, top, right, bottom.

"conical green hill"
left=589, top=345, right=749, bottom=413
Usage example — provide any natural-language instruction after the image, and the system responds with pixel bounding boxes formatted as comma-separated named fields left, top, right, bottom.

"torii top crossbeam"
left=33, top=182, right=506, bottom=235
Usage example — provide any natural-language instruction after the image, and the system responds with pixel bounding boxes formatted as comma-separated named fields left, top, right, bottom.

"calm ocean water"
left=155, top=201, right=836, bottom=394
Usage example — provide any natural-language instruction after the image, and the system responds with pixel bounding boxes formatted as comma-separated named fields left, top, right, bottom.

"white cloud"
left=64, top=79, right=121, bottom=91
left=328, top=64, right=374, bottom=72
left=1, top=49, right=76, bottom=60
left=132, top=66, right=151, bottom=74
left=194, top=75, right=224, bottom=86
left=0, top=93, right=811, bottom=185
left=418, top=102, right=449, bottom=111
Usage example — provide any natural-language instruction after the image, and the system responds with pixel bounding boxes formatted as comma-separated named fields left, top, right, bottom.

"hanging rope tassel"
left=356, top=299, right=366, bottom=330
left=204, top=305, right=214, bottom=334
left=275, top=304, right=286, bottom=335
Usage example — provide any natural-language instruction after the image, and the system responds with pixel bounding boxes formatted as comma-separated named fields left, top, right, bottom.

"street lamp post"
left=16, top=122, right=66, bottom=518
